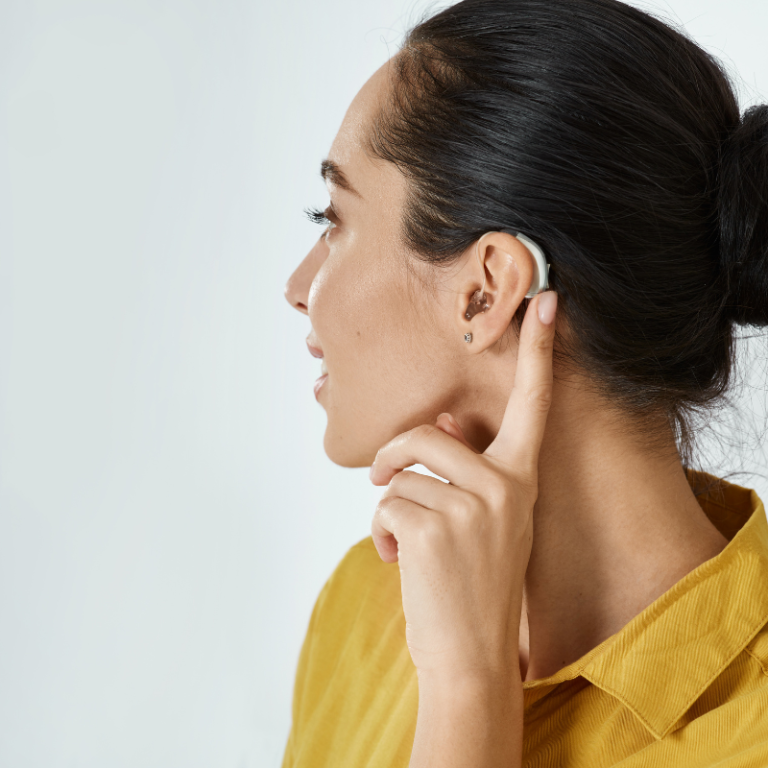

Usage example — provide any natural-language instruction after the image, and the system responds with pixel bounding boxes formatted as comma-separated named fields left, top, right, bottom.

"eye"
left=304, top=205, right=338, bottom=239
left=304, top=206, right=329, bottom=225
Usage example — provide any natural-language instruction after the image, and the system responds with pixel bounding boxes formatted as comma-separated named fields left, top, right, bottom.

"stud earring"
left=464, top=333, right=472, bottom=343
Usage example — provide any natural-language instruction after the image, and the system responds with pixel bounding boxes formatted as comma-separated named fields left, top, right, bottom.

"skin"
left=284, top=59, right=730, bottom=766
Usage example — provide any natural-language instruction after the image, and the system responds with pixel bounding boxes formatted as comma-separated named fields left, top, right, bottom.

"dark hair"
left=367, top=0, right=768, bottom=467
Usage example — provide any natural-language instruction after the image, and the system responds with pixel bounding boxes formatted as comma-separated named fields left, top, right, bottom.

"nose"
left=284, top=236, right=329, bottom=316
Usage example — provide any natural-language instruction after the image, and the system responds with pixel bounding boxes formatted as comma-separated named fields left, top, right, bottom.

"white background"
left=0, top=1, right=766, bottom=766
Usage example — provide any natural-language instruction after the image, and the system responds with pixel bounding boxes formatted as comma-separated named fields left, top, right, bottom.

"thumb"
left=435, top=413, right=478, bottom=452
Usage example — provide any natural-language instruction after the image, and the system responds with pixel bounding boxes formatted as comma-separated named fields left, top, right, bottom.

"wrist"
left=410, top=668, right=524, bottom=768
left=417, top=666, right=523, bottom=711
left=418, top=660, right=523, bottom=681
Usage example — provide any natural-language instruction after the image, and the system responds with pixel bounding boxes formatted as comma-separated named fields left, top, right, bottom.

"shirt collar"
left=523, top=469, right=768, bottom=740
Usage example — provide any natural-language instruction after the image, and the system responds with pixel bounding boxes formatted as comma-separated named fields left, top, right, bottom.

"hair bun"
left=717, top=103, right=768, bottom=327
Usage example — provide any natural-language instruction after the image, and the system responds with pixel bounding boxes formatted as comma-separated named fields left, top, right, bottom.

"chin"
left=322, top=422, right=375, bottom=469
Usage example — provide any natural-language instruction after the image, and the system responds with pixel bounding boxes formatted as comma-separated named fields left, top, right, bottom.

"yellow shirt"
left=282, top=470, right=768, bottom=767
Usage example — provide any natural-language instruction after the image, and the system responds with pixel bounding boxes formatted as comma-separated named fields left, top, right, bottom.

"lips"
left=307, top=338, right=327, bottom=399
left=313, top=373, right=328, bottom=400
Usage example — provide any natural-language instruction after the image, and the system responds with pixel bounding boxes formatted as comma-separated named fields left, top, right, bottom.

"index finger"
left=369, top=424, right=489, bottom=489
left=483, top=290, right=557, bottom=477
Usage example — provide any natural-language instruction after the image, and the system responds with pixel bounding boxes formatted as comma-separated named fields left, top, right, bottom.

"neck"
left=513, top=380, right=729, bottom=682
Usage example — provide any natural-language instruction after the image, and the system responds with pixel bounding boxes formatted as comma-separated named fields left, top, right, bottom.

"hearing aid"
left=464, top=232, right=551, bottom=324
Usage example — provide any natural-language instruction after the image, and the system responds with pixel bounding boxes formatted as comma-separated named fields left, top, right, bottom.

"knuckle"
left=411, top=423, right=438, bottom=441
left=386, top=471, right=406, bottom=494
left=484, top=475, right=512, bottom=510
left=443, top=490, right=478, bottom=521
left=455, top=491, right=483, bottom=518
left=411, top=512, right=445, bottom=548
left=375, top=494, right=401, bottom=519
left=531, top=330, right=553, bottom=355
left=525, top=383, right=553, bottom=413
left=387, top=469, right=415, bottom=496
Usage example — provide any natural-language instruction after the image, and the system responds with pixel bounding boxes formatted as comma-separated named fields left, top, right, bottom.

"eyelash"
left=305, top=206, right=330, bottom=226
left=304, top=205, right=338, bottom=235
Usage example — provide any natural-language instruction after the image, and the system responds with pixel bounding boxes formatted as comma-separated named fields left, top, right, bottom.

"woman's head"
left=284, top=0, right=768, bottom=469
left=283, top=63, right=541, bottom=466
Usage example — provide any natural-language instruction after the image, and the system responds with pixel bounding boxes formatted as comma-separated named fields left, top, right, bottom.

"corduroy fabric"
left=281, top=470, right=768, bottom=767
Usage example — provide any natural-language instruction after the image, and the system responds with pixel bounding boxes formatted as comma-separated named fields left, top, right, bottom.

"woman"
left=282, top=0, right=768, bottom=765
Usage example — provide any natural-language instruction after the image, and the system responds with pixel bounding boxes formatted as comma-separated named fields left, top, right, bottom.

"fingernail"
left=538, top=291, right=557, bottom=325
left=369, top=463, right=376, bottom=481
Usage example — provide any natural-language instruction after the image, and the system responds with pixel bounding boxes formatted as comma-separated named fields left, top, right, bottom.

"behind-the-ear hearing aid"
left=464, top=231, right=551, bottom=329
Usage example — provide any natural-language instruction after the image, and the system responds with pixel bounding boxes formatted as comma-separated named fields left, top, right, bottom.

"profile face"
left=284, top=61, right=485, bottom=468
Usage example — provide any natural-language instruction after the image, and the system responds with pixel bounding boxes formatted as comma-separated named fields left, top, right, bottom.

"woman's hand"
left=369, top=290, right=557, bottom=767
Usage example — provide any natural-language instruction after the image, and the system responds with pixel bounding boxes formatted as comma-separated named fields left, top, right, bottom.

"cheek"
left=307, top=250, right=347, bottom=331
left=308, top=248, right=371, bottom=355
left=310, top=247, right=413, bottom=368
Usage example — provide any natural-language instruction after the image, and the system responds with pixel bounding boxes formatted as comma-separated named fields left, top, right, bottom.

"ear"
left=454, top=231, right=536, bottom=353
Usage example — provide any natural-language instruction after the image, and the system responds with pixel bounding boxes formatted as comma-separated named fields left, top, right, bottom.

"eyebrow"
left=320, top=159, right=362, bottom=198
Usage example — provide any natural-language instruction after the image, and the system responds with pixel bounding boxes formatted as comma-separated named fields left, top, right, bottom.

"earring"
left=464, top=333, right=472, bottom=343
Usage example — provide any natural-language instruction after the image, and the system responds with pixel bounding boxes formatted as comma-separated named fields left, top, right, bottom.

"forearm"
left=409, top=670, right=524, bottom=768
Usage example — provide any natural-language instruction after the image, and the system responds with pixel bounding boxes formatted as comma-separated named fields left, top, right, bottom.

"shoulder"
left=290, top=535, right=405, bottom=715
left=329, top=535, right=385, bottom=581
left=312, top=535, right=403, bottom=638
left=284, top=537, right=414, bottom=765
